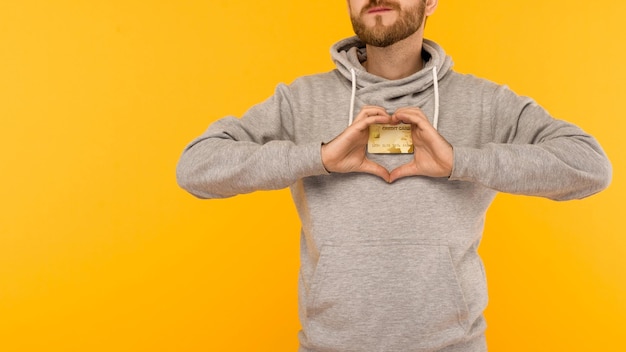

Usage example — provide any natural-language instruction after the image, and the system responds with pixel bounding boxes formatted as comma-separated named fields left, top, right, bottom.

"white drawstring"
left=349, top=68, right=357, bottom=126
left=432, top=65, right=439, bottom=130
left=347, top=65, right=440, bottom=129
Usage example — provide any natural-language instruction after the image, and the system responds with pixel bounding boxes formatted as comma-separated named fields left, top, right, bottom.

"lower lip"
left=368, top=8, right=393, bottom=14
left=367, top=8, right=391, bottom=14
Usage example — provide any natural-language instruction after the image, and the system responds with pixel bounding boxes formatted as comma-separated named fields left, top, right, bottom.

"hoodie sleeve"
left=449, top=85, right=612, bottom=200
left=176, top=84, right=329, bottom=199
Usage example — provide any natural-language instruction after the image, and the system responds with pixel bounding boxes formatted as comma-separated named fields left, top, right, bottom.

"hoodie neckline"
left=331, top=36, right=453, bottom=95
left=333, top=36, right=452, bottom=129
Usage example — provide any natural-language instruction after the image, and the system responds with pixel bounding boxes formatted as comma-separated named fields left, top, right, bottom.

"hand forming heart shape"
left=321, top=105, right=453, bottom=183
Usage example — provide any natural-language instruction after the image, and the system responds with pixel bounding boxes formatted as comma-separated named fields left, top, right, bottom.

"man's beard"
left=350, top=0, right=426, bottom=47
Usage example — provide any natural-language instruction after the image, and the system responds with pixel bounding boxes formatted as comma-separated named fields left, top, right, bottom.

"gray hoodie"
left=176, top=36, right=612, bottom=351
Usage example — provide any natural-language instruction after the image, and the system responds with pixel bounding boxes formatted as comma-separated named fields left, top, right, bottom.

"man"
left=176, top=0, right=612, bottom=351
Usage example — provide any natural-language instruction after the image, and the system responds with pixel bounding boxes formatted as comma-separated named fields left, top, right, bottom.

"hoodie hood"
left=331, top=36, right=454, bottom=127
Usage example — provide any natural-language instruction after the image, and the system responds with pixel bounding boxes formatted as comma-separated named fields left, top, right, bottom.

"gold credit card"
left=368, top=124, right=413, bottom=154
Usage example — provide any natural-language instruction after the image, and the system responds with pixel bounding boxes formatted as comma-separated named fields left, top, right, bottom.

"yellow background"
left=1, top=1, right=624, bottom=351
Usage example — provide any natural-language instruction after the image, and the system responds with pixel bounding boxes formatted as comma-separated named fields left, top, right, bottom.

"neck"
left=362, top=30, right=426, bottom=80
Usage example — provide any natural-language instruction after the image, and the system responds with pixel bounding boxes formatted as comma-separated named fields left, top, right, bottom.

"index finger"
left=392, top=108, right=431, bottom=127
left=352, top=107, right=393, bottom=130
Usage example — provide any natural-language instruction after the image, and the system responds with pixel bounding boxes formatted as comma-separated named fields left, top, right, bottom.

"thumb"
left=389, top=162, right=418, bottom=183
left=360, top=159, right=391, bottom=183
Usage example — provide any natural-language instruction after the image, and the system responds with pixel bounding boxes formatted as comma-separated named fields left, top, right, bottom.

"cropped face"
left=348, top=0, right=427, bottom=47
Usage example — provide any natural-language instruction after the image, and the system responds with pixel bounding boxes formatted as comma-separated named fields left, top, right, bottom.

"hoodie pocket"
left=303, top=242, right=470, bottom=351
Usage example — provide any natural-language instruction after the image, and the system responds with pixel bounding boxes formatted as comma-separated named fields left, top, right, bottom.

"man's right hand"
left=321, top=106, right=393, bottom=182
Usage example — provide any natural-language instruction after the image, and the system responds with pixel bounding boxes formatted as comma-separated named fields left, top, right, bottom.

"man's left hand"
left=389, top=107, right=454, bottom=182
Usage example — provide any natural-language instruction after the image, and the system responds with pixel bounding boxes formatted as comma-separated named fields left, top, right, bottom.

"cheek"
left=348, top=0, right=367, bottom=14
left=346, top=1, right=356, bottom=13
